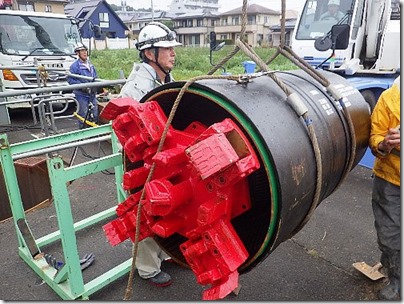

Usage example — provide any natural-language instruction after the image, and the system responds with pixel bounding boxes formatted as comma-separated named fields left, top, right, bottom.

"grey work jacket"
left=118, top=62, right=173, bottom=101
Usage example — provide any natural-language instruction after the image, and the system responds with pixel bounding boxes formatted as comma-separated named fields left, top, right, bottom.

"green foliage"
left=162, top=20, right=174, bottom=30
left=90, top=49, right=139, bottom=80
left=109, top=3, right=120, bottom=11
left=90, top=46, right=298, bottom=81
left=220, top=39, right=233, bottom=45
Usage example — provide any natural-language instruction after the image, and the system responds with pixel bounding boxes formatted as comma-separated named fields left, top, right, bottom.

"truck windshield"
left=0, top=14, right=81, bottom=56
left=295, top=0, right=354, bottom=40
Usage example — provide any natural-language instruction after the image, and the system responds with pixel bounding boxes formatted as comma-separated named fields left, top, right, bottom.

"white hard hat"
left=74, top=42, right=88, bottom=52
left=136, top=22, right=181, bottom=51
left=328, top=0, right=340, bottom=5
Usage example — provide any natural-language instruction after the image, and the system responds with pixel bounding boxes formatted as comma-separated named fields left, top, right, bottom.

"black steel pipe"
left=138, top=70, right=370, bottom=273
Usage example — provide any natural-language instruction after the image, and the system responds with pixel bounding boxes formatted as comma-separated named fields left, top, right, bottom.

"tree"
left=162, top=20, right=174, bottom=30
left=109, top=4, right=120, bottom=11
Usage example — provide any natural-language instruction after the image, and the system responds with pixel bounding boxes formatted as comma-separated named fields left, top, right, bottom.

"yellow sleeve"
left=369, top=90, right=391, bottom=157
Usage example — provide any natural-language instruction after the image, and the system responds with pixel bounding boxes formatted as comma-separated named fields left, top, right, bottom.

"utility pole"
left=151, top=0, right=154, bottom=21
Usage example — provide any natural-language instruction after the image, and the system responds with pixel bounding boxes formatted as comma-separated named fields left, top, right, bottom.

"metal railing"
left=0, top=71, right=125, bottom=132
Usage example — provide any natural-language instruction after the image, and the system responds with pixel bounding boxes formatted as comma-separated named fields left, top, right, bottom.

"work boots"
left=378, top=251, right=401, bottom=300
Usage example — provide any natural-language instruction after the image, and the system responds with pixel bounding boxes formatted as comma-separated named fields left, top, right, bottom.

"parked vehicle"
left=291, top=0, right=400, bottom=109
left=0, top=10, right=83, bottom=116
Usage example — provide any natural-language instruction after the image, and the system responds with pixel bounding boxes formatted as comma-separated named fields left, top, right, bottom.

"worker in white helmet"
left=119, top=21, right=181, bottom=100
left=118, top=22, right=182, bottom=287
left=320, top=0, right=345, bottom=21
left=68, top=43, right=99, bottom=128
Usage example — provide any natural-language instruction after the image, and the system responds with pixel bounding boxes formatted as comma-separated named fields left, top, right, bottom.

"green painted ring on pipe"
left=141, top=69, right=371, bottom=276
left=146, top=85, right=280, bottom=272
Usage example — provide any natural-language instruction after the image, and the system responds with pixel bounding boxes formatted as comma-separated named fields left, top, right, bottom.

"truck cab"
left=0, top=10, right=82, bottom=110
left=291, top=0, right=400, bottom=109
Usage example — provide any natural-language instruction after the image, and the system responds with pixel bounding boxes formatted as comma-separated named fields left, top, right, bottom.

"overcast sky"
left=105, top=0, right=306, bottom=13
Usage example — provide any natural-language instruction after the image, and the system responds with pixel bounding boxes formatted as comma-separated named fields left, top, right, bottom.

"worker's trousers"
left=136, top=237, right=170, bottom=279
left=75, top=93, right=98, bottom=128
left=372, top=176, right=400, bottom=281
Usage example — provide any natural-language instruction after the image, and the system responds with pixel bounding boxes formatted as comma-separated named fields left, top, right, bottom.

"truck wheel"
left=361, top=90, right=376, bottom=112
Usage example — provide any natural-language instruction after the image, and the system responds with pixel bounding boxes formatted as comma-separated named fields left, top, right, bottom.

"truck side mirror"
left=314, top=36, right=332, bottom=51
left=209, top=31, right=226, bottom=73
left=212, top=41, right=225, bottom=51
left=91, top=24, right=102, bottom=39
left=210, top=31, right=217, bottom=50
left=314, top=24, right=350, bottom=52
left=331, top=24, right=350, bottom=50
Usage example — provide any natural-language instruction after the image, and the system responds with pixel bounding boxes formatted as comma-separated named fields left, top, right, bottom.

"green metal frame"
left=0, top=124, right=131, bottom=300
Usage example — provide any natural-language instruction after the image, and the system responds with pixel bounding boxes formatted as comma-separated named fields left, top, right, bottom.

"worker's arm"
left=67, top=61, right=83, bottom=85
left=369, top=88, right=400, bottom=157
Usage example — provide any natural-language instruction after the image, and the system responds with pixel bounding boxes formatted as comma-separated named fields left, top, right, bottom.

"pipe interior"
left=142, top=88, right=275, bottom=273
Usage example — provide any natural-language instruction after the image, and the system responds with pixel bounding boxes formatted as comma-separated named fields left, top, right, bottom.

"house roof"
left=283, top=9, right=299, bottom=20
left=116, top=9, right=165, bottom=22
left=138, top=11, right=166, bottom=21
left=43, top=0, right=70, bottom=3
left=221, top=4, right=279, bottom=16
left=117, top=13, right=133, bottom=22
left=129, top=11, right=169, bottom=22
left=65, top=0, right=100, bottom=19
left=171, top=10, right=220, bottom=19
left=270, top=19, right=297, bottom=32
left=65, top=0, right=128, bottom=30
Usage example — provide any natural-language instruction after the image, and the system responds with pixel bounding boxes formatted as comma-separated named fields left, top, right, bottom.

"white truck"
left=0, top=10, right=83, bottom=123
left=291, top=0, right=400, bottom=109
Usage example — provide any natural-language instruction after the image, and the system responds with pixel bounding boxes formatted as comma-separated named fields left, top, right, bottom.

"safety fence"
left=82, top=37, right=138, bottom=50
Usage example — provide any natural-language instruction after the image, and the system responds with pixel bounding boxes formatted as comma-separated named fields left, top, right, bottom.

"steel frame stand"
left=0, top=124, right=130, bottom=300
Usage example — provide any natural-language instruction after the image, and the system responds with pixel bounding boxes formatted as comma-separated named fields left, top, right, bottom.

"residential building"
left=270, top=10, right=299, bottom=47
left=215, top=4, right=280, bottom=47
left=118, top=0, right=220, bottom=42
left=115, top=1, right=296, bottom=48
left=169, top=0, right=219, bottom=15
left=32, top=0, right=69, bottom=13
left=0, top=0, right=12, bottom=9
left=117, top=10, right=170, bottom=38
left=172, top=11, right=219, bottom=47
left=3, top=0, right=69, bottom=13
left=65, top=0, right=128, bottom=39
